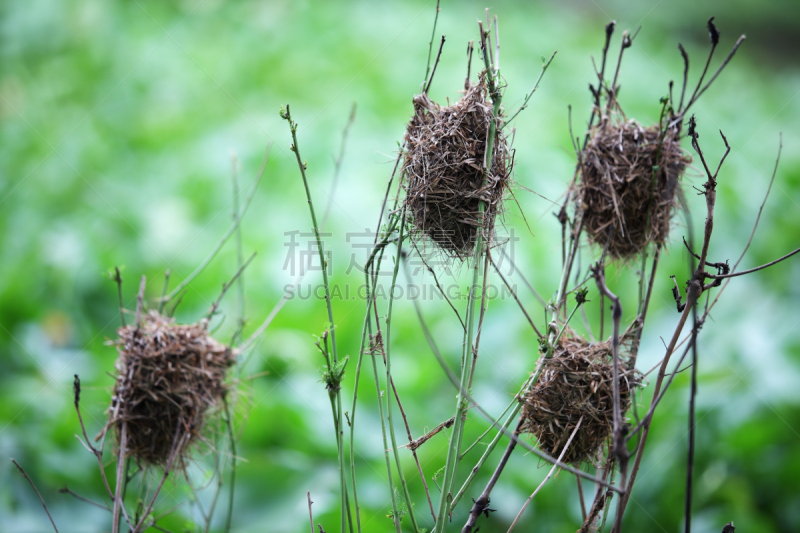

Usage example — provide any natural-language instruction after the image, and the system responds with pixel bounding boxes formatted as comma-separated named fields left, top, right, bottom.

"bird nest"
left=521, top=334, right=640, bottom=465
left=108, top=311, right=234, bottom=467
left=576, top=119, right=691, bottom=259
left=402, top=74, right=511, bottom=260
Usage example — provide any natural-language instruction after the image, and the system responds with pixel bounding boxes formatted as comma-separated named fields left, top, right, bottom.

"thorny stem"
left=370, top=323, right=401, bottom=533
left=384, top=207, right=421, bottom=533
left=590, top=266, right=627, bottom=533
left=237, top=110, right=357, bottom=355
left=618, top=120, right=724, bottom=524
left=450, top=380, right=528, bottom=510
left=433, top=21, right=503, bottom=531
left=348, top=205, right=403, bottom=532
left=357, top=214, right=403, bottom=533
left=461, top=420, right=524, bottom=533
left=282, top=105, right=350, bottom=533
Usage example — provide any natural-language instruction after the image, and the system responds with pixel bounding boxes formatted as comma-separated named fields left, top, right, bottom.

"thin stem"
left=231, top=153, right=245, bottom=332
left=113, top=267, right=125, bottom=326
left=308, top=492, right=315, bottom=533
left=223, top=397, right=237, bottom=533
left=205, top=252, right=256, bottom=320
left=59, top=487, right=110, bottom=512
left=12, top=459, right=59, bottom=533
left=132, top=431, right=187, bottom=533
left=423, top=0, right=442, bottom=89
left=434, top=22, right=503, bottom=530
left=112, top=422, right=127, bottom=533
left=461, top=420, right=525, bottom=533
left=499, top=248, right=546, bottom=307
left=157, top=269, right=170, bottom=315
left=459, top=395, right=517, bottom=461
left=370, top=331, right=401, bottom=533
left=556, top=218, right=584, bottom=313
left=590, top=266, right=627, bottom=533
left=576, top=476, right=587, bottom=523
left=383, top=207, right=420, bottom=533
left=506, top=417, right=584, bottom=533
left=451, top=386, right=527, bottom=509
left=704, top=246, right=800, bottom=280
left=706, top=135, right=781, bottom=315
left=685, top=293, right=698, bottom=533
left=283, top=107, right=338, bottom=362
left=490, top=252, right=542, bottom=338
left=683, top=34, right=746, bottom=115
left=619, top=282, right=698, bottom=521
left=321, top=103, right=357, bottom=226
left=348, top=222, right=401, bottom=533
left=503, top=51, right=556, bottom=127
left=409, top=239, right=465, bottom=330
left=283, top=106, right=350, bottom=532
left=425, top=36, right=446, bottom=94
left=163, top=145, right=268, bottom=302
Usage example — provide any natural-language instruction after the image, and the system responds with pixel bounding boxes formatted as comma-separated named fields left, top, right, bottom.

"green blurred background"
left=2, top=0, right=799, bottom=531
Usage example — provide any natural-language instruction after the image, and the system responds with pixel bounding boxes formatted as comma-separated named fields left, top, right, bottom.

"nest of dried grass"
left=403, top=75, right=511, bottom=259
left=108, top=311, right=234, bottom=467
left=521, top=334, right=640, bottom=465
left=576, top=120, right=691, bottom=259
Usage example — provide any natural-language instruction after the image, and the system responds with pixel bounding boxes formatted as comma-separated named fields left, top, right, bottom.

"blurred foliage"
left=1, top=0, right=799, bottom=532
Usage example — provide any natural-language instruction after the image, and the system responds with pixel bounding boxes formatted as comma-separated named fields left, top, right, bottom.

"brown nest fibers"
left=576, top=120, right=691, bottom=259
left=402, top=75, right=510, bottom=259
left=521, top=334, right=640, bottom=466
left=108, top=311, right=234, bottom=467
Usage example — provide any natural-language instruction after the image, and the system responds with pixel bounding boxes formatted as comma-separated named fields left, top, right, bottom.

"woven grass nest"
left=521, top=334, right=640, bottom=466
left=576, top=119, right=691, bottom=259
left=402, top=74, right=511, bottom=260
left=108, top=311, right=234, bottom=467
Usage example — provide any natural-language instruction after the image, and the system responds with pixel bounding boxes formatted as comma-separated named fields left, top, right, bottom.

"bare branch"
left=12, top=459, right=59, bottom=533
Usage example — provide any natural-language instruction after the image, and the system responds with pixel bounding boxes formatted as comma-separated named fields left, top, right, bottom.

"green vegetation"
left=2, top=1, right=799, bottom=532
